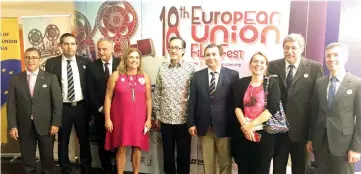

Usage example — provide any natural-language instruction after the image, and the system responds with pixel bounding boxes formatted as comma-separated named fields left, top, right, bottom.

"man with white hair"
left=87, top=37, right=120, bottom=174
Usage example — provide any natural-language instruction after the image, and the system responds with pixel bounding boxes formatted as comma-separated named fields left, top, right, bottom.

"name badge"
left=347, top=89, right=352, bottom=95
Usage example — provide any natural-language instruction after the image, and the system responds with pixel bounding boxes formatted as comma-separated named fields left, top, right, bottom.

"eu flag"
left=1, top=18, right=22, bottom=144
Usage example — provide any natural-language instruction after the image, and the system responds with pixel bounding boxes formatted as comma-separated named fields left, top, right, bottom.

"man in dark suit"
left=45, top=33, right=92, bottom=174
left=87, top=38, right=120, bottom=174
left=268, top=33, right=324, bottom=174
left=188, top=44, right=239, bottom=174
left=307, top=43, right=361, bottom=174
left=7, top=48, right=62, bottom=174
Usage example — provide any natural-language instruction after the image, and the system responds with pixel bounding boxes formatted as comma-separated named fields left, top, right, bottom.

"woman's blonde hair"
left=249, top=51, right=269, bottom=75
left=117, top=48, right=143, bottom=74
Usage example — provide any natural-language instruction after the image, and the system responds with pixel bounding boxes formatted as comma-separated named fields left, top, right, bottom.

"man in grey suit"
left=307, top=43, right=361, bottom=174
left=7, top=48, right=63, bottom=174
left=188, top=44, right=239, bottom=174
left=268, top=33, right=324, bottom=174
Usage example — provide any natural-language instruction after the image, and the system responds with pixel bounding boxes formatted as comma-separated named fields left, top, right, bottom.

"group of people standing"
left=7, top=32, right=360, bottom=174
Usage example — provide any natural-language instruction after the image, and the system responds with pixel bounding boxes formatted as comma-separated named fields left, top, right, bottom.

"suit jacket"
left=45, top=55, right=92, bottom=103
left=268, top=57, right=323, bottom=142
left=7, top=70, right=63, bottom=136
left=187, top=67, right=239, bottom=137
left=310, top=73, right=361, bottom=156
left=87, top=58, right=120, bottom=113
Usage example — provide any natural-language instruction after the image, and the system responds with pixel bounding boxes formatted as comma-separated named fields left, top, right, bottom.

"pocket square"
left=42, top=84, right=48, bottom=88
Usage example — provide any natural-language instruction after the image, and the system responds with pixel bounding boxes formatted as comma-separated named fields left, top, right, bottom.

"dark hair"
left=169, top=36, right=186, bottom=49
left=25, top=47, right=41, bottom=58
left=204, top=43, right=223, bottom=57
left=60, top=33, right=76, bottom=44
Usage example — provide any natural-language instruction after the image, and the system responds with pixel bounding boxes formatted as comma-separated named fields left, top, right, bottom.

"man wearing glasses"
left=154, top=37, right=195, bottom=174
left=45, top=33, right=92, bottom=174
left=7, top=48, right=63, bottom=174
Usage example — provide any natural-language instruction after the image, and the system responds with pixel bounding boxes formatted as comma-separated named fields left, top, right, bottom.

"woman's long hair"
left=117, top=48, right=144, bottom=74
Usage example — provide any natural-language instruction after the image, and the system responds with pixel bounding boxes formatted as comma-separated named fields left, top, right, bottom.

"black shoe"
left=80, top=166, right=91, bottom=174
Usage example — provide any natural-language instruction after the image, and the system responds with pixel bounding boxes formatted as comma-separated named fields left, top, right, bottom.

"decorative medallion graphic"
left=74, top=10, right=97, bottom=60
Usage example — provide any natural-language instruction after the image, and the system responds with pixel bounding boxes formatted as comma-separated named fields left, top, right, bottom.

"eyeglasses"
left=168, top=46, right=183, bottom=51
left=24, top=56, right=41, bottom=61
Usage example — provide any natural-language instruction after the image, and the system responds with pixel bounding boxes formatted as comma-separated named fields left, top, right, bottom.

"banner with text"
left=74, top=0, right=290, bottom=173
left=1, top=18, right=22, bottom=154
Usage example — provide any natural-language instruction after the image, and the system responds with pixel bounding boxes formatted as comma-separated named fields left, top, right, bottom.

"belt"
left=63, top=100, right=84, bottom=106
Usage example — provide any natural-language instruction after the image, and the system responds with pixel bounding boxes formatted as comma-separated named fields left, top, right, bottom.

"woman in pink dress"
left=103, top=48, right=152, bottom=174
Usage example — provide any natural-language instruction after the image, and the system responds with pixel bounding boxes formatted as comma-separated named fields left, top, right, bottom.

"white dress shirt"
left=208, top=66, right=222, bottom=87
left=101, top=57, right=113, bottom=76
left=285, top=58, right=301, bottom=78
left=61, top=55, right=83, bottom=102
left=326, top=71, right=347, bottom=99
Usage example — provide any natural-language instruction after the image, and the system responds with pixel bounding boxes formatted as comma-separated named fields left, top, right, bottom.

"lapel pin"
left=347, top=89, right=352, bottom=95
left=83, top=65, right=86, bottom=69
left=121, top=78, right=125, bottom=82
left=304, top=73, right=309, bottom=78
left=42, top=84, right=47, bottom=88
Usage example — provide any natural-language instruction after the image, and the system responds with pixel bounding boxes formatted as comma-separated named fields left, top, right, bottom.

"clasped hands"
left=241, top=122, right=257, bottom=142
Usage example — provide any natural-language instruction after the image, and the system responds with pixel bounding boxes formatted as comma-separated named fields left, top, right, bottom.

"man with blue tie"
left=188, top=44, right=239, bottom=174
left=45, top=33, right=92, bottom=174
left=307, top=43, right=361, bottom=174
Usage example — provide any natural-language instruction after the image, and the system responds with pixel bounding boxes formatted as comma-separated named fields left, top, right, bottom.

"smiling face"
left=125, top=51, right=141, bottom=70
left=168, top=38, right=185, bottom=61
left=204, top=47, right=221, bottom=69
left=24, top=50, right=42, bottom=72
left=325, top=45, right=348, bottom=74
left=249, top=53, right=268, bottom=75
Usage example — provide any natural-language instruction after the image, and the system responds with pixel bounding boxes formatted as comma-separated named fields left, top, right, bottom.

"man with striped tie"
left=187, top=44, right=239, bottom=174
left=45, top=33, right=92, bottom=174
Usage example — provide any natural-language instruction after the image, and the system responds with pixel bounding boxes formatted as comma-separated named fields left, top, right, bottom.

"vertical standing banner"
left=74, top=0, right=290, bottom=173
left=21, top=15, right=72, bottom=69
left=1, top=18, right=22, bottom=155
left=20, top=15, right=75, bottom=161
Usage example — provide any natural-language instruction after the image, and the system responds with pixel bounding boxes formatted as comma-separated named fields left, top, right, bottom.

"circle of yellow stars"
left=2, top=68, right=15, bottom=95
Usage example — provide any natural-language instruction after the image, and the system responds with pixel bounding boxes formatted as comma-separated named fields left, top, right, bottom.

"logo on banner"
left=27, top=24, right=62, bottom=62
left=75, top=1, right=154, bottom=59
left=160, top=6, right=282, bottom=61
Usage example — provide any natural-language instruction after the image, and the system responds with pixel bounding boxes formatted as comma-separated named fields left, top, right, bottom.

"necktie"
left=286, top=64, right=295, bottom=89
left=27, top=74, right=35, bottom=97
left=328, top=77, right=337, bottom=108
left=67, top=60, right=75, bottom=101
left=104, top=62, right=110, bottom=80
left=210, top=72, right=216, bottom=99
